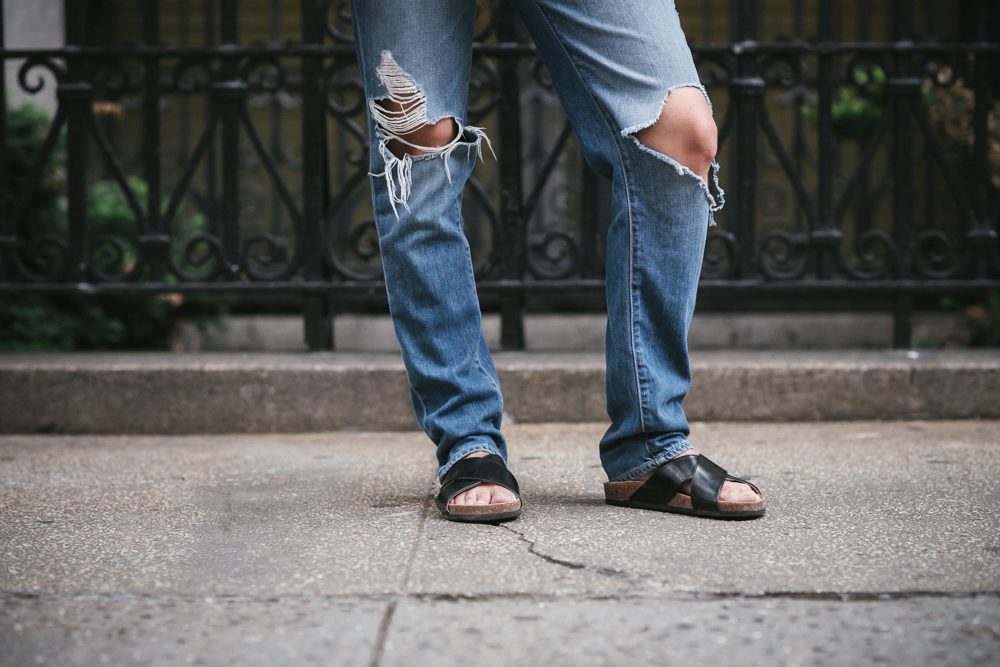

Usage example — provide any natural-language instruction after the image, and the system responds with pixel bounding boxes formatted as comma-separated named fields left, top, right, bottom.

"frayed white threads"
left=368, top=53, right=496, bottom=218
left=376, top=141, right=413, bottom=218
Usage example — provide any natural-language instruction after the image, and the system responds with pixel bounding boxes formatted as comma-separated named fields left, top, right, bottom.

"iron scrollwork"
left=0, top=1, right=997, bottom=351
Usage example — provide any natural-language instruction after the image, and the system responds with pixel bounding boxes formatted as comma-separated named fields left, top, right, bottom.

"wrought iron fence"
left=1, top=0, right=998, bottom=350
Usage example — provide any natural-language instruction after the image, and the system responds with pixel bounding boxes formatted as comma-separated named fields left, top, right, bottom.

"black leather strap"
left=629, top=454, right=729, bottom=511
left=690, top=455, right=727, bottom=511
left=437, top=454, right=520, bottom=506
left=629, top=454, right=698, bottom=505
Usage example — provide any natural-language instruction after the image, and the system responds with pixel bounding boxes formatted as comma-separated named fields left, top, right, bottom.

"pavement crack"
left=498, top=524, right=586, bottom=571
left=366, top=599, right=397, bottom=667
left=398, top=490, right=432, bottom=593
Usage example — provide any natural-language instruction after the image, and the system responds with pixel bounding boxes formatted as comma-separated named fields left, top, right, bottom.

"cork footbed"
left=446, top=499, right=522, bottom=516
left=604, top=480, right=765, bottom=514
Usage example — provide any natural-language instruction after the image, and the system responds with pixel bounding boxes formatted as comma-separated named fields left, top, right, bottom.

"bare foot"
left=636, top=450, right=761, bottom=503
left=448, top=452, right=518, bottom=506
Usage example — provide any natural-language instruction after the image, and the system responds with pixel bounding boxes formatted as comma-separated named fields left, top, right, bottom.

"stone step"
left=1, top=350, right=997, bottom=434
left=173, top=312, right=968, bottom=353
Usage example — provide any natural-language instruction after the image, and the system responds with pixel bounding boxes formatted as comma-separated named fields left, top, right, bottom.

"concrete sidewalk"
left=1, top=422, right=999, bottom=665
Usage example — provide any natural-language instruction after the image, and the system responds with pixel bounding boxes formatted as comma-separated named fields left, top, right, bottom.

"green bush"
left=1, top=100, right=228, bottom=351
left=802, top=65, right=885, bottom=143
left=4, top=101, right=65, bottom=240
left=0, top=294, right=124, bottom=351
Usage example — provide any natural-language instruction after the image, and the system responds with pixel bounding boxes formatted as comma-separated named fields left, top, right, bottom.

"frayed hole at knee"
left=369, top=51, right=462, bottom=157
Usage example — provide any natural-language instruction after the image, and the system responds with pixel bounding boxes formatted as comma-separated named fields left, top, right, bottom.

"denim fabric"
left=351, top=0, right=724, bottom=482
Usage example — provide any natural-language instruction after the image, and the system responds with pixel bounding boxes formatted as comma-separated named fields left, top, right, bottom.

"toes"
left=471, top=486, right=491, bottom=505
left=720, top=481, right=761, bottom=503
left=448, top=483, right=517, bottom=506
left=490, top=487, right=516, bottom=504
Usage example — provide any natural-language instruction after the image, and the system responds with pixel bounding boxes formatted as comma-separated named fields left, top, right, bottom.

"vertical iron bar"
left=301, top=0, right=332, bottom=350
left=855, top=0, right=871, bottom=236
left=142, top=0, right=166, bottom=280
left=0, top=0, right=8, bottom=279
left=969, top=0, right=994, bottom=280
left=497, top=1, right=525, bottom=350
left=859, top=0, right=869, bottom=42
left=63, top=0, right=90, bottom=282
left=814, top=0, right=840, bottom=279
left=892, top=0, right=915, bottom=348
left=792, top=0, right=804, bottom=232
left=178, top=0, right=190, bottom=164
left=218, top=0, right=241, bottom=276
left=703, top=0, right=712, bottom=44
left=270, top=0, right=283, bottom=233
left=205, top=0, right=218, bottom=232
left=731, top=0, right=761, bottom=279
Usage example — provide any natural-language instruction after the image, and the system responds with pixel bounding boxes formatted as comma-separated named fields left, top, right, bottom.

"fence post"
left=300, top=0, right=332, bottom=350
left=61, top=0, right=91, bottom=283
left=891, top=0, right=916, bottom=348
left=814, top=0, right=843, bottom=280
left=0, top=0, right=9, bottom=280
left=969, top=0, right=997, bottom=280
left=731, top=0, right=762, bottom=280
left=140, top=0, right=168, bottom=281
left=207, top=0, right=245, bottom=283
left=496, top=0, right=525, bottom=350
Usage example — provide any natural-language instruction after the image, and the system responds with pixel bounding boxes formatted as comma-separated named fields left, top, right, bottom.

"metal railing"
left=1, top=0, right=998, bottom=350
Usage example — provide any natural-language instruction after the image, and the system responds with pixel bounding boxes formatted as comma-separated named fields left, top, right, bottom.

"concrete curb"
left=1, top=350, right=998, bottom=434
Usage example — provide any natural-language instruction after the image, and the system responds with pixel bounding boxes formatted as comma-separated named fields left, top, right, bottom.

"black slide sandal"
left=604, top=454, right=765, bottom=520
left=435, top=454, right=522, bottom=523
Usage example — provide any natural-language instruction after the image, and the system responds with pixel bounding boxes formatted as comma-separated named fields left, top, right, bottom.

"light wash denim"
left=350, top=0, right=724, bottom=483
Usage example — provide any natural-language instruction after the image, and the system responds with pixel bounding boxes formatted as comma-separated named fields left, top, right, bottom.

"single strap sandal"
left=435, top=454, right=522, bottom=523
left=604, top=453, right=765, bottom=519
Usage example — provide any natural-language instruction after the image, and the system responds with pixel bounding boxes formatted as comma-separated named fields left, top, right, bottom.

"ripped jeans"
left=351, top=0, right=725, bottom=483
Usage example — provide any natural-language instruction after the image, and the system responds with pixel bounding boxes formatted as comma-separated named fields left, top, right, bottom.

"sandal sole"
left=604, top=480, right=765, bottom=520
left=605, top=498, right=764, bottom=520
left=435, top=500, right=522, bottom=524
left=438, top=508, right=522, bottom=523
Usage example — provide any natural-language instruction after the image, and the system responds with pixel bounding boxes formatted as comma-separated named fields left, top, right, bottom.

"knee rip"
left=369, top=52, right=494, bottom=217
left=626, top=84, right=725, bottom=213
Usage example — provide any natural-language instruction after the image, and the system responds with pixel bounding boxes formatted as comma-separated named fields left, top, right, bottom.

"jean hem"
left=610, top=439, right=694, bottom=482
left=437, top=440, right=505, bottom=481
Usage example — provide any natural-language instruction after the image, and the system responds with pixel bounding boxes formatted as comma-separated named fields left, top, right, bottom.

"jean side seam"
left=475, top=348, right=503, bottom=399
left=623, top=138, right=648, bottom=434
left=525, top=0, right=648, bottom=433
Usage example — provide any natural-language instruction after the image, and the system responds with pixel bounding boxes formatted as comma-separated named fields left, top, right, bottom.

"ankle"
left=636, top=449, right=698, bottom=482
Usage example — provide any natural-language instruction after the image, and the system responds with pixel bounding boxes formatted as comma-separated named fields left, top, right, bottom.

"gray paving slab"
left=0, top=433, right=434, bottom=596
left=382, top=596, right=1000, bottom=667
left=492, top=422, right=1000, bottom=595
left=0, top=595, right=387, bottom=667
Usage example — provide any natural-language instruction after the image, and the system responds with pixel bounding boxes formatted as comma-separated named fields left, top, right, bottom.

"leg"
left=509, top=0, right=758, bottom=508
left=351, top=0, right=515, bottom=508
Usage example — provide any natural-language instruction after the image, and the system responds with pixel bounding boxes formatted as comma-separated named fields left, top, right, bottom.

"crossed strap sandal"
left=435, top=454, right=522, bottom=523
left=604, top=453, right=765, bottom=519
